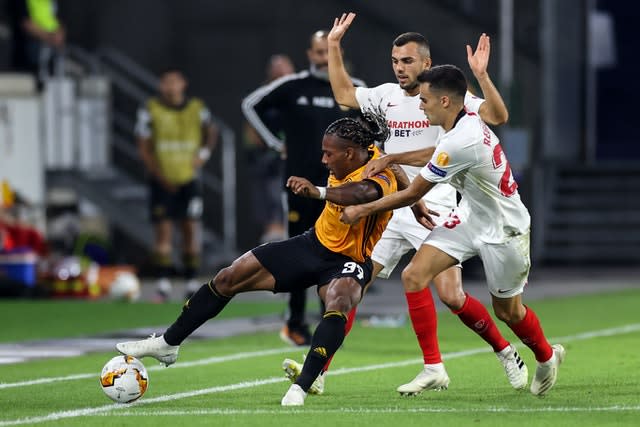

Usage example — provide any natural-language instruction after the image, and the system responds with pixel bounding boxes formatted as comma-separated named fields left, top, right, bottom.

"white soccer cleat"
left=530, top=344, right=566, bottom=396
left=397, top=364, right=450, bottom=396
left=116, top=334, right=179, bottom=367
left=496, top=344, right=529, bottom=389
left=282, top=358, right=325, bottom=395
left=281, top=384, right=307, bottom=406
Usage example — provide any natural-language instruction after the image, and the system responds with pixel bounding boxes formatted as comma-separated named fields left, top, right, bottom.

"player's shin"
left=322, top=305, right=357, bottom=372
left=296, top=310, right=347, bottom=391
left=406, top=288, right=441, bottom=364
left=453, top=292, right=509, bottom=352
left=163, top=281, right=231, bottom=345
left=508, top=305, right=553, bottom=362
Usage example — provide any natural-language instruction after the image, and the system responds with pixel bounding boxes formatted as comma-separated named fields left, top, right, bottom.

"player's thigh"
left=479, top=232, right=531, bottom=298
left=403, top=243, right=458, bottom=290
left=215, top=251, right=275, bottom=294
left=371, top=229, right=416, bottom=279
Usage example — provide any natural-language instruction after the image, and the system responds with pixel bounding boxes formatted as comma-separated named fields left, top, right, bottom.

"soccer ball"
left=108, top=272, right=141, bottom=302
left=100, top=355, right=149, bottom=403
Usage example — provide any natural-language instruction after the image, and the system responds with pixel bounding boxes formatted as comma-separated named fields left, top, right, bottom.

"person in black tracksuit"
left=242, top=30, right=365, bottom=346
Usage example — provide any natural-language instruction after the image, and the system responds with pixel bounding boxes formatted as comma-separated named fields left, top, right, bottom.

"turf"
left=0, top=289, right=639, bottom=426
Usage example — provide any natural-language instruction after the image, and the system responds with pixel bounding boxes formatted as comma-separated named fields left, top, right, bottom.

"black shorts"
left=252, top=229, right=373, bottom=293
left=149, top=178, right=203, bottom=222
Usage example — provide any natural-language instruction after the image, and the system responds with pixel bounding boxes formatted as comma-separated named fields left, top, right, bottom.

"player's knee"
left=211, top=266, right=236, bottom=297
left=324, top=283, right=360, bottom=313
left=438, top=287, right=466, bottom=310
left=401, top=265, right=430, bottom=292
left=493, top=305, right=523, bottom=324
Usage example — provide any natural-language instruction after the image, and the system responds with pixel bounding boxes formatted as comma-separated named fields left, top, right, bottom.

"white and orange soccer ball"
left=100, top=355, right=149, bottom=403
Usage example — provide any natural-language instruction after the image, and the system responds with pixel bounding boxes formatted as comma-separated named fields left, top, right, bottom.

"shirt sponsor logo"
left=427, top=162, right=447, bottom=177
left=373, top=173, right=391, bottom=186
left=387, top=120, right=431, bottom=129
left=436, top=152, right=450, bottom=166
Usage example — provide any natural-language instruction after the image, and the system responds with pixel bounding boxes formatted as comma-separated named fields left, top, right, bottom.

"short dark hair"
left=417, top=65, right=467, bottom=100
left=393, top=32, right=430, bottom=58
left=325, top=107, right=390, bottom=149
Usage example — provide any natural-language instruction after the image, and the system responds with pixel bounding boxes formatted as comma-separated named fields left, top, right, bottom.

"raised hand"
left=328, top=12, right=356, bottom=43
left=467, top=33, right=491, bottom=79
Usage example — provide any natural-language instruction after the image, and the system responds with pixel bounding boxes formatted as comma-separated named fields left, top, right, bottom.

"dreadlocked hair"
left=325, top=106, right=390, bottom=149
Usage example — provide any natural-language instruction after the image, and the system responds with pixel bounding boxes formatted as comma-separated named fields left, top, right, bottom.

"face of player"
left=307, top=36, right=329, bottom=71
left=159, top=71, right=187, bottom=106
left=321, top=134, right=356, bottom=180
left=391, top=42, right=431, bottom=96
left=419, top=82, right=445, bottom=126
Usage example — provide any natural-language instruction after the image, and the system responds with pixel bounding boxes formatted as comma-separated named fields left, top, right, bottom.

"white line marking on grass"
left=99, top=406, right=640, bottom=416
left=0, top=347, right=295, bottom=390
left=1, top=323, right=639, bottom=426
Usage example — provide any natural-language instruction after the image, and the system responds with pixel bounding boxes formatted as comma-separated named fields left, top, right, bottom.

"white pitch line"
left=98, top=406, right=640, bottom=416
left=0, top=322, right=639, bottom=427
left=0, top=347, right=295, bottom=390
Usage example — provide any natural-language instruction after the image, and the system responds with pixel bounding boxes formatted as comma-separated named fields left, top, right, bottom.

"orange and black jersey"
left=315, top=147, right=397, bottom=263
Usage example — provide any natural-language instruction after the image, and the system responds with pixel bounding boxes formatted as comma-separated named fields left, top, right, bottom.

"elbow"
left=493, top=110, right=509, bottom=126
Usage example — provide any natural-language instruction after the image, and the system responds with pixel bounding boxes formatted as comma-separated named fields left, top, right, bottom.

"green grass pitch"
left=0, top=289, right=639, bottom=426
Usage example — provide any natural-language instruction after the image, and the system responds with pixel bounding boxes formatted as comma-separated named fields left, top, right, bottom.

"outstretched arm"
left=287, top=176, right=381, bottom=206
left=467, top=33, right=509, bottom=126
left=328, top=12, right=360, bottom=109
left=363, top=147, right=435, bottom=178
left=341, top=175, right=435, bottom=224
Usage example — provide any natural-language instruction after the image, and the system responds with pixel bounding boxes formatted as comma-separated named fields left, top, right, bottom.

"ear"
left=423, top=56, right=432, bottom=70
left=441, top=95, right=450, bottom=108
left=345, top=147, right=354, bottom=160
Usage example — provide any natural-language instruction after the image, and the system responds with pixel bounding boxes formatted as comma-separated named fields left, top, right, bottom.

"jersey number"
left=444, top=214, right=461, bottom=229
left=342, top=262, right=364, bottom=280
left=492, top=144, right=518, bottom=197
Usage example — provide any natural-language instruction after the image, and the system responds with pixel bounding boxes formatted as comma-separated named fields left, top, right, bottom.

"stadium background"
left=0, top=0, right=638, bottom=274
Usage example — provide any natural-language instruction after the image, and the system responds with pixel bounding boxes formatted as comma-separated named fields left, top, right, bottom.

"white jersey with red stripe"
left=355, top=83, right=483, bottom=210
left=420, top=111, right=530, bottom=243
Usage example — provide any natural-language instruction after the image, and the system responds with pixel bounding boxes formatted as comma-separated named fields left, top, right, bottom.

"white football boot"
left=282, top=357, right=325, bottom=395
left=116, top=334, right=179, bottom=367
left=531, top=344, right=566, bottom=396
left=281, top=384, right=307, bottom=406
left=496, top=344, right=529, bottom=389
left=397, top=363, right=450, bottom=396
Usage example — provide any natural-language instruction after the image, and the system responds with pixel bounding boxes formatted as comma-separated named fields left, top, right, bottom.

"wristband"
left=198, top=147, right=211, bottom=161
left=316, top=186, right=327, bottom=200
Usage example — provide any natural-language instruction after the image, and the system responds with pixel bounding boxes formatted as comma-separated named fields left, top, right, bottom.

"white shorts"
left=425, top=218, right=531, bottom=298
left=371, top=204, right=457, bottom=279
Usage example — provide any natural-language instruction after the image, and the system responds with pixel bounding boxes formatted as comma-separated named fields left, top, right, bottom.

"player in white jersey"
left=341, top=64, right=565, bottom=397
left=281, top=12, right=527, bottom=397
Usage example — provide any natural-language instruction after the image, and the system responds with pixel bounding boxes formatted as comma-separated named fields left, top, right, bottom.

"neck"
left=442, top=107, right=466, bottom=131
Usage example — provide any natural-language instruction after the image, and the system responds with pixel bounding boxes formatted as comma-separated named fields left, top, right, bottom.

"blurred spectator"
left=242, top=54, right=295, bottom=244
left=7, top=0, right=65, bottom=86
left=135, top=68, right=218, bottom=302
left=0, top=180, right=49, bottom=298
